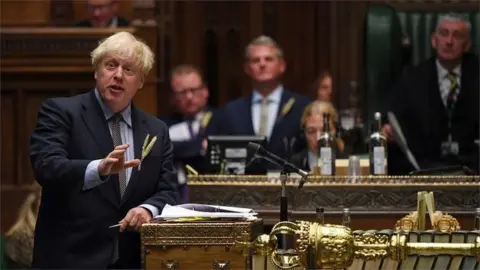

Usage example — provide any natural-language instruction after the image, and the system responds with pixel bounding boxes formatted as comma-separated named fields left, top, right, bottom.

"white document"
left=155, top=204, right=257, bottom=220
left=168, top=122, right=191, bottom=142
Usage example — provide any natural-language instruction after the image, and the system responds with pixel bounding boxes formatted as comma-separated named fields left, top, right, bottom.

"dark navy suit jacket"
left=212, top=89, right=312, bottom=169
left=29, top=90, right=179, bottom=269
left=160, top=109, right=216, bottom=174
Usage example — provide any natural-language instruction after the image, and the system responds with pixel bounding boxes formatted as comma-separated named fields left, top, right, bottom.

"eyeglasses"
left=173, top=85, right=204, bottom=96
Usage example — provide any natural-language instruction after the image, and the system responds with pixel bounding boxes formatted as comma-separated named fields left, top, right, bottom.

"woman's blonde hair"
left=91, top=31, right=155, bottom=76
left=5, top=185, right=41, bottom=267
left=301, top=101, right=344, bottom=152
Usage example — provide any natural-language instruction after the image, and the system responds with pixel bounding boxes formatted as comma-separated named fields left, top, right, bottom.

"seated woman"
left=291, top=101, right=346, bottom=172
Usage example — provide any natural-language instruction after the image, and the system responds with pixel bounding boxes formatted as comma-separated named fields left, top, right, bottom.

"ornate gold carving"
left=353, top=232, right=389, bottom=260
left=395, top=212, right=461, bottom=232
left=234, top=221, right=480, bottom=269
left=188, top=175, right=480, bottom=186
left=141, top=220, right=262, bottom=246
left=433, top=214, right=461, bottom=232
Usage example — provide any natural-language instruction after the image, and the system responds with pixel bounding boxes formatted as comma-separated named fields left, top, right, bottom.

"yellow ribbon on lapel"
left=280, top=98, right=295, bottom=118
left=139, top=134, right=157, bottom=170
left=201, top=111, right=212, bottom=129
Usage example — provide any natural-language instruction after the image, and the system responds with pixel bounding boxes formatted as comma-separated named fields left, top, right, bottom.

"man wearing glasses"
left=161, top=65, right=215, bottom=202
left=75, top=0, right=129, bottom=28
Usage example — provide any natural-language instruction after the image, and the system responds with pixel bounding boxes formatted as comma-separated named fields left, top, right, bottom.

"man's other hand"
left=381, top=124, right=394, bottom=142
left=119, top=207, right=152, bottom=232
left=98, top=144, right=140, bottom=176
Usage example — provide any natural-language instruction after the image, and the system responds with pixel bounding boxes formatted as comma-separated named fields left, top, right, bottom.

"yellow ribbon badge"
left=139, top=134, right=157, bottom=170
left=200, top=111, right=212, bottom=129
left=280, top=98, right=295, bottom=118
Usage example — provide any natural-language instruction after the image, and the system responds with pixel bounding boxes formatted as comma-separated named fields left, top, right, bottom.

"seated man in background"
left=291, top=101, right=346, bottom=172
left=75, top=0, right=129, bottom=28
left=212, top=35, right=312, bottom=168
left=161, top=65, right=214, bottom=201
left=383, top=13, right=479, bottom=174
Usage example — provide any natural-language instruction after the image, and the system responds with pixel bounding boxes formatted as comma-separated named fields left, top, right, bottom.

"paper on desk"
left=155, top=204, right=257, bottom=220
left=168, top=122, right=191, bottom=142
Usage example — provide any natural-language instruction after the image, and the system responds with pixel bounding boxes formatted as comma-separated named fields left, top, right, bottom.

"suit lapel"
left=269, top=90, right=292, bottom=146
left=81, top=91, right=114, bottom=157
left=243, top=96, right=255, bottom=134
left=121, top=105, right=148, bottom=205
left=80, top=91, right=119, bottom=207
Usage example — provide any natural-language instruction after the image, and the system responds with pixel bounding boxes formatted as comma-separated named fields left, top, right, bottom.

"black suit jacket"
left=74, top=16, right=130, bottom=27
left=29, top=90, right=179, bottom=269
left=159, top=109, right=216, bottom=174
left=388, top=53, right=479, bottom=174
left=212, top=89, right=312, bottom=169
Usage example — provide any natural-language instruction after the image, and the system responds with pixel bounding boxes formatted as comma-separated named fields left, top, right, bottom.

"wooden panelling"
left=0, top=0, right=51, bottom=26
left=1, top=92, right=16, bottom=187
left=72, top=0, right=133, bottom=22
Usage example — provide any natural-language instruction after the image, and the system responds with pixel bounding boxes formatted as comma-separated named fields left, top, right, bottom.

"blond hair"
left=5, top=185, right=41, bottom=268
left=301, top=101, right=344, bottom=152
left=91, top=31, right=155, bottom=76
left=245, top=35, right=284, bottom=60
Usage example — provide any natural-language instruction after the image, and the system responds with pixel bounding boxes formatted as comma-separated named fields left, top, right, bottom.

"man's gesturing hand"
left=119, top=207, right=152, bottom=232
left=98, top=144, right=140, bottom=176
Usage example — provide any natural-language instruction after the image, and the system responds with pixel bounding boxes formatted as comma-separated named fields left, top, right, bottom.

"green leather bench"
left=364, top=4, right=480, bottom=130
left=347, top=229, right=480, bottom=270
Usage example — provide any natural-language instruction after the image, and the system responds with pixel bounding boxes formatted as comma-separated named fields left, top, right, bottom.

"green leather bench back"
left=364, top=4, right=479, bottom=131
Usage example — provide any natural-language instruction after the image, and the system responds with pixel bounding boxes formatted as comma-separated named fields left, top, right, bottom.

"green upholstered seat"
left=364, top=4, right=480, bottom=130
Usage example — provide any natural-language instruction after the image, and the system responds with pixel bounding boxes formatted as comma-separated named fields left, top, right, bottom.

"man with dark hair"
left=383, top=13, right=479, bottom=174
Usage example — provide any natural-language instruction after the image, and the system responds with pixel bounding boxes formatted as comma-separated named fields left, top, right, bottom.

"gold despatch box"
left=141, top=219, right=264, bottom=269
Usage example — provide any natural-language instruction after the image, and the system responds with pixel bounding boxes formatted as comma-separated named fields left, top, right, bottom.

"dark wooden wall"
left=1, top=0, right=478, bottom=232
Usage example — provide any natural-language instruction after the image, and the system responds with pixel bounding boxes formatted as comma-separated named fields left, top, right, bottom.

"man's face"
left=244, top=45, right=285, bottom=84
left=317, top=76, right=332, bottom=102
left=171, top=72, right=209, bottom=116
left=432, top=20, right=471, bottom=62
left=304, top=114, right=324, bottom=153
left=95, top=54, right=144, bottom=112
left=87, top=0, right=116, bottom=27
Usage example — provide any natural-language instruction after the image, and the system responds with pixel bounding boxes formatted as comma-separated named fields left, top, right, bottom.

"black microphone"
left=247, top=142, right=308, bottom=180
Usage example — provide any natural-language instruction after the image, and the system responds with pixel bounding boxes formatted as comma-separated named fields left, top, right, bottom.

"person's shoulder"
left=462, top=53, right=479, bottom=68
left=117, top=17, right=130, bottom=27
left=283, top=89, right=313, bottom=106
left=158, top=113, right=183, bottom=127
left=73, top=19, right=92, bottom=27
left=42, top=92, right=88, bottom=111
left=223, top=95, right=250, bottom=110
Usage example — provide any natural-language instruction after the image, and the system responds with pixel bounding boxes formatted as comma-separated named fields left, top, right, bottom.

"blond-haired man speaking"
left=29, top=32, right=179, bottom=269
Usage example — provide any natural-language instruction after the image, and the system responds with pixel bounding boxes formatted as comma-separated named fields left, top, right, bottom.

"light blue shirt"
left=307, top=151, right=318, bottom=171
left=251, top=85, right=283, bottom=140
left=83, top=89, right=158, bottom=217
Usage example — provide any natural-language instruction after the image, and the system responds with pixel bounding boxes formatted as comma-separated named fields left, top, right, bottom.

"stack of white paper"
left=155, top=203, right=258, bottom=220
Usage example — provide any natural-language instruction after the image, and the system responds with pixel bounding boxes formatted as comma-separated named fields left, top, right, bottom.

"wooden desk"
left=188, top=175, right=480, bottom=231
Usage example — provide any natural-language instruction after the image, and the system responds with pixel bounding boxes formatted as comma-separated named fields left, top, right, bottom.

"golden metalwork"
left=235, top=221, right=480, bottom=270
left=433, top=213, right=461, bottom=232
left=188, top=175, right=480, bottom=187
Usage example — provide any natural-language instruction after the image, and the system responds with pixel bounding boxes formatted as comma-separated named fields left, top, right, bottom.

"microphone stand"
left=279, top=169, right=288, bottom=250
